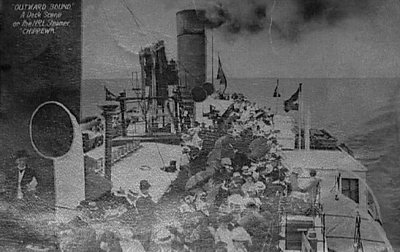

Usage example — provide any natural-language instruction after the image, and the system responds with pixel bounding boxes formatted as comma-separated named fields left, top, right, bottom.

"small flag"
left=273, top=79, right=281, bottom=97
left=216, top=56, right=227, bottom=93
left=284, top=84, right=302, bottom=112
left=104, top=86, right=117, bottom=101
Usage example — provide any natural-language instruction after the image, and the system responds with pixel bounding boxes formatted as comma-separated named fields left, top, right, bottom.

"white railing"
left=88, top=141, right=141, bottom=176
left=111, top=141, right=141, bottom=165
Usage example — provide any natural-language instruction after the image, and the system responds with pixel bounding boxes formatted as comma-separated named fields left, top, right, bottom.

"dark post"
left=162, top=102, right=165, bottom=127
left=99, top=104, right=118, bottom=181
left=119, top=91, right=127, bottom=137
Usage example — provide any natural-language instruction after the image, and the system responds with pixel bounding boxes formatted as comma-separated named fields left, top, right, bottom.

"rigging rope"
left=155, top=140, right=166, bottom=167
left=120, top=0, right=143, bottom=30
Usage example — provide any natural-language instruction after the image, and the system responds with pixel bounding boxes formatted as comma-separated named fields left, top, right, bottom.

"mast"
left=211, top=30, right=214, bottom=86
left=305, top=104, right=310, bottom=151
left=218, top=51, right=221, bottom=94
left=298, top=83, right=302, bottom=150
left=301, top=84, right=305, bottom=150
left=275, top=79, right=279, bottom=115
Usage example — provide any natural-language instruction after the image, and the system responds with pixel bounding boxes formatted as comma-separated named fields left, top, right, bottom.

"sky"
left=82, top=0, right=400, bottom=79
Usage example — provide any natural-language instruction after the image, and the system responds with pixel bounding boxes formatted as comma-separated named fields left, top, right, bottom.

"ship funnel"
left=176, top=9, right=207, bottom=101
left=30, top=101, right=85, bottom=223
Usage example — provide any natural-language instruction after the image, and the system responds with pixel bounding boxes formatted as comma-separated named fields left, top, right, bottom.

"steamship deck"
left=110, top=142, right=182, bottom=203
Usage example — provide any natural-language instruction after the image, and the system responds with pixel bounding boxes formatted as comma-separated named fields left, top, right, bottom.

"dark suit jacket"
left=7, top=166, right=37, bottom=199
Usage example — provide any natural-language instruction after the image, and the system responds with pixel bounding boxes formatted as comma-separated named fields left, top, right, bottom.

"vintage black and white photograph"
left=0, top=0, right=399, bottom=251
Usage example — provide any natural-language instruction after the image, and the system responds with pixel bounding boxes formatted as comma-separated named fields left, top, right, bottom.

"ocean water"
left=82, top=78, right=400, bottom=250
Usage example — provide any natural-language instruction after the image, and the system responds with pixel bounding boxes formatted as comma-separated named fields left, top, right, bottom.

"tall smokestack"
left=176, top=9, right=207, bottom=101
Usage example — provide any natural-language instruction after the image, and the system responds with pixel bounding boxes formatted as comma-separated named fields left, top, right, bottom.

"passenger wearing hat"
left=179, top=195, right=196, bottom=214
left=218, top=157, right=234, bottom=185
left=221, top=157, right=233, bottom=169
left=194, top=191, right=210, bottom=216
left=8, top=150, right=38, bottom=200
left=288, top=167, right=302, bottom=192
left=180, top=146, right=192, bottom=177
left=227, top=194, right=246, bottom=220
left=240, top=166, right=252, bottom=177
left=228, top=172, right=245, bottom=196
left=289, top=169, right=321, bottom=203
left=303, top=169, right=321, bottom=204
left=136, top=180, right=155, bottom=212
left=134, top=180, right=156, bottom=251
left=241, top=176, right=255, bottom=196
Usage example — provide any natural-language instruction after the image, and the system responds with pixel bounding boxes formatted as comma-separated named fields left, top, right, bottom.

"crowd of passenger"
left=49, top=93, right=321, bottom=252
left=158, top=93, right=321, bottom=251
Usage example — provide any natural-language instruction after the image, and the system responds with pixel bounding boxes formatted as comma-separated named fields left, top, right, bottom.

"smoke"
left=202, top=0, right=381, bottom=41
